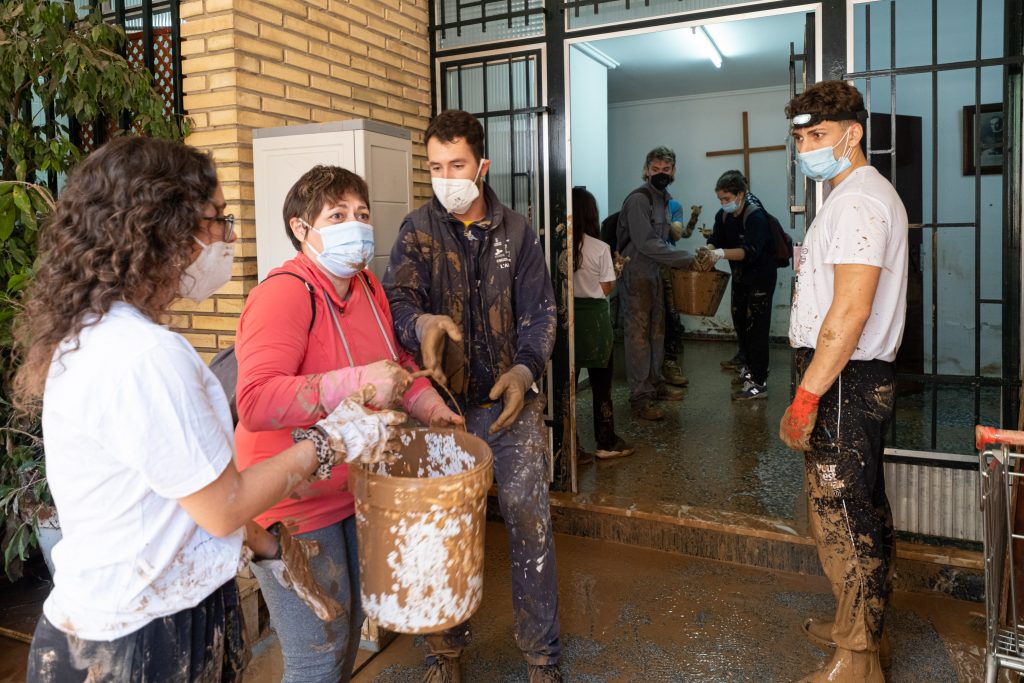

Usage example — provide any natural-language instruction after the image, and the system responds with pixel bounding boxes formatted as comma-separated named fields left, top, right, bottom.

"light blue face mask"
left=796, top=127, right=853, bottom=182
left=302, top=219, right=374, bottom=278
left=721, top=200, right=738, bottom=214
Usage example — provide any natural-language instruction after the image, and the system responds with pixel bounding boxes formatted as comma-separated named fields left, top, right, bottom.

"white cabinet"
left=253, top=119, right=413, bottom=282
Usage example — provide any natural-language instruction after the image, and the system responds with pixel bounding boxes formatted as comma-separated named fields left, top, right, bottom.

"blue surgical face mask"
left=796, top=127, right=853, bottom=182
left=721, top=201, right=737, bottom=214
left=302, top=219, right=374, bottom=278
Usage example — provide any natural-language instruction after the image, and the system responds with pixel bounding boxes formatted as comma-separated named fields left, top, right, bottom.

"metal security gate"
left=849, top=0, right=1023, bottom=458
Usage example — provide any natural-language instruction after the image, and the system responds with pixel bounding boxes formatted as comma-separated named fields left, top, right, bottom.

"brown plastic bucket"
left=350, top=428, right=493, bottom=634
left=670, top=268, right=730, bottom=316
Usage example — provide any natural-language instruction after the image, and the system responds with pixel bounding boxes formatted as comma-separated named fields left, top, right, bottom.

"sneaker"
left=662, top=359, right=689, bottom=386
left=528, top=664, right=564, bottom=683
left=632, top=400, right=665, bottom=421
left=732, top=380, right=768, bottom=401
left=424, top=655, right=461, bottom=683
left=595, top=436, right=634, bottom=460
left=731, top=366, right=751, bottom=386
left=720, top=353, right=745, bottom=370
left=656, top=384, right=685, bottom=401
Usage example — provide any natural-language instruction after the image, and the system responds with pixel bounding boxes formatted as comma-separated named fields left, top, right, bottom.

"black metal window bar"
left=848, top=0, right=1024, bottom=454
left=72, top=0, right=184, bottom=151
left=440, top=53, right=547, bottom=231
left=435, top=0, right=545, bottom=43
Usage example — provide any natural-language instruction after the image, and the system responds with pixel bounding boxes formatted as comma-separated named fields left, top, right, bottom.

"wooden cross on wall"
left=705, top=111, right=787, bottom=181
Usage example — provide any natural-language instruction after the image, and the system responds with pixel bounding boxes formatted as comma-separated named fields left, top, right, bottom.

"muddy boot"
left=424, top=654, right=461, bottom=683
left=798, top=647, right=883, bottom=683
left=655, top=384, right=685, bottom=401
left=662, top=359, right=689, bottom=386
left=632, top=399, right=665, bottom=421
left=528, top=663, right=563, bottom=682
left=801, top=619, right=892, bottom=670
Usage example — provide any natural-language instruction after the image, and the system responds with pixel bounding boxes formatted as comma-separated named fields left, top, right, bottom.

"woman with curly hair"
left=13, top=137, right=397, bottom=681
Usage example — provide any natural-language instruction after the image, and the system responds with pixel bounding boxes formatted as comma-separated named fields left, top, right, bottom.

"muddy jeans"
left=731, top=272, right=776, bottom=385
left=621, top=268, right=665, bottom=406
left=795, top=349, right=896, bottom=652
left=251, top=517, right=363, bottom=683
left=425, top=395, right=561, bottom=665
left=27, top=580, right=248, bottom=682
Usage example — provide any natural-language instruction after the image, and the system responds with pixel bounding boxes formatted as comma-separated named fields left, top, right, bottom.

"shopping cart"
left=978, top=425, right=1024, bottom=682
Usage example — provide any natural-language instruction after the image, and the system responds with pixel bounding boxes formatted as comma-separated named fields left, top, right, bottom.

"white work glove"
left=254, top=523, right=343, bottom=622
left=315, top=385, right=406, bottom=464
left=414, top=314, right=463, bottom=385
left=319, top=360, right=412, bottom=412
left=406, top=388, right=464, bottom=427
left=487, top=364, right=534, bottom=434
left=694, top=246, right=724, bottom=271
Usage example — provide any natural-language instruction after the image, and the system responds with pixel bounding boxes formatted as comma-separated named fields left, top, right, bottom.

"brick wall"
left=174, top=0, right=432, bottom=359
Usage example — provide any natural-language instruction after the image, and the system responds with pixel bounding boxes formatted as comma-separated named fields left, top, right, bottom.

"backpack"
left=742, top=204, right=793, bottom=268
left=208, top=272, right=316, bottom=426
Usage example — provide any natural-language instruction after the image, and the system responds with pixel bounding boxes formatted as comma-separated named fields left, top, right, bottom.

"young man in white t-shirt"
left=779, top=80, right=909, bottom=683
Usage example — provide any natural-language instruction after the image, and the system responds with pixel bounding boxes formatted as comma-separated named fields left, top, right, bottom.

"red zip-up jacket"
left=235, top=252, right=429, bottom=533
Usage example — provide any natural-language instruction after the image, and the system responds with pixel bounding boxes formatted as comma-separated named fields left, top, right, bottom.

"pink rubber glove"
left=319, top=360, right=412, bottom=412
left=406, top=389, right=464, bottom=428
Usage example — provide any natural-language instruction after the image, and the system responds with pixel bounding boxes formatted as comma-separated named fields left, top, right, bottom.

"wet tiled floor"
left=575, top=340, right=805, bottom=524
left=326, top=523, right=984, bottom=682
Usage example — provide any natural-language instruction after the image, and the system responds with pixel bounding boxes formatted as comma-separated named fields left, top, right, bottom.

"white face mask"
left=179, top=237, right=234, bottom=303
left=431, top=161, right=484, bottom=215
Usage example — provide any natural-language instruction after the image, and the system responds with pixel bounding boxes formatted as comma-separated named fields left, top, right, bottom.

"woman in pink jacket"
left=235, top=165, right=461, bottom=682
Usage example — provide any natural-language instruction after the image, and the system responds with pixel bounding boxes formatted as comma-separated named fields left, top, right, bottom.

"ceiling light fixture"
left=693, top=26, right=723, bottom=69
left=574, top=42, right=620, bottom=69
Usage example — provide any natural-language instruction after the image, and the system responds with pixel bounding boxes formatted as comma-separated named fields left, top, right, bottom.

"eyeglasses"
left=201, top=213, right=236, bottom=241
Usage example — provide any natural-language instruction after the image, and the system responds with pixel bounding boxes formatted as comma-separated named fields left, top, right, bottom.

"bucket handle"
left=409, top=369, right=467, bottom=431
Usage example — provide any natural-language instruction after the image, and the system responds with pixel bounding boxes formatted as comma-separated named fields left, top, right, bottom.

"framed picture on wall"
left=962, top=103, right=1004, bottom=175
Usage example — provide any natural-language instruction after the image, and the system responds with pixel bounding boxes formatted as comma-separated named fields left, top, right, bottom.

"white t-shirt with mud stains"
left=42, top=303, right=242, bottom=641
left=788, top=165, right=908, bottom=362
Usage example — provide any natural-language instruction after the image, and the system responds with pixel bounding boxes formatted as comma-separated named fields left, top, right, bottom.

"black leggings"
left=731, top=271, right=776, bottom=384
left=576, top=357, right=616, bottom=450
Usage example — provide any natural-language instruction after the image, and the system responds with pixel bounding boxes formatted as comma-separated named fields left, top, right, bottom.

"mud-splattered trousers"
left=425, top=394, right=561, bottom=665
left=250, top=517, right=363, bottom=683
left=795, top=349, right=896, bottom=652
left=621, top=266, right=666, bottom=406
left=27, top=580, right=248, bottom=682
left=731, top=271, right=777, bottom=385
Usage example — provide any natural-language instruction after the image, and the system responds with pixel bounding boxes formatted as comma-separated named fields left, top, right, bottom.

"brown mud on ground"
left=241, top=522, right=986, bottom=682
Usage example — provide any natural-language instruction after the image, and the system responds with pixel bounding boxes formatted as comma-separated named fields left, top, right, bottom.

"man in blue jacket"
left=383, top=109, right=561, bottom=683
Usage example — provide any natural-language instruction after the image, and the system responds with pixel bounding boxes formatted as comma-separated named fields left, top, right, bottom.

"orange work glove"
left=779, top=386, right=821, bottom=451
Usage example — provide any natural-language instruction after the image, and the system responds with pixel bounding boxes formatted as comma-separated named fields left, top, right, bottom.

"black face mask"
left=649, top=173, right=674, bottom=191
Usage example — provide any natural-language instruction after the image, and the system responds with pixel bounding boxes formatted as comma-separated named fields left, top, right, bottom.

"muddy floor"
left=575, top=338, right=999, bottom=527
left=241, top=522, right=988, bottom=683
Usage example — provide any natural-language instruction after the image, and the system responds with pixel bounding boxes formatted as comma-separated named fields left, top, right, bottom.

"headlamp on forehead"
left=790, top=110, right=867, bottom=127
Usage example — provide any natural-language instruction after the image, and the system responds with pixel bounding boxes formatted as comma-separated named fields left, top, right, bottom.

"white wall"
left=854, top=0, right=1006, bottom=377
left=606, top=86, right=796, bottom=337
left=569, top=48, right=610, bottom=217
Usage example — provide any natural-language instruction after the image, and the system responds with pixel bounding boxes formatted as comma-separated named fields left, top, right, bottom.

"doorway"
left=566, top=9, right=813, bottom=521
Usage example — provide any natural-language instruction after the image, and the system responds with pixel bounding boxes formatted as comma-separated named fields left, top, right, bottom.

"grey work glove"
left=414, top=314, right=463, bottom=385
left=254, top=523, right=343, bottom=622
left=315, top=385, right=407, bottom=464
left=487, top=364, right=534, bottom=434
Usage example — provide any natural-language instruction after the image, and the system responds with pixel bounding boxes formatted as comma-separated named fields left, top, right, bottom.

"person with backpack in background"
left=616, top=146, right=700, bottom=422
left=14, top=139, right=402, bottom=681
left=233, top=165, right=461, bottom=683
left=700, top=169, right=780, bottom=400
